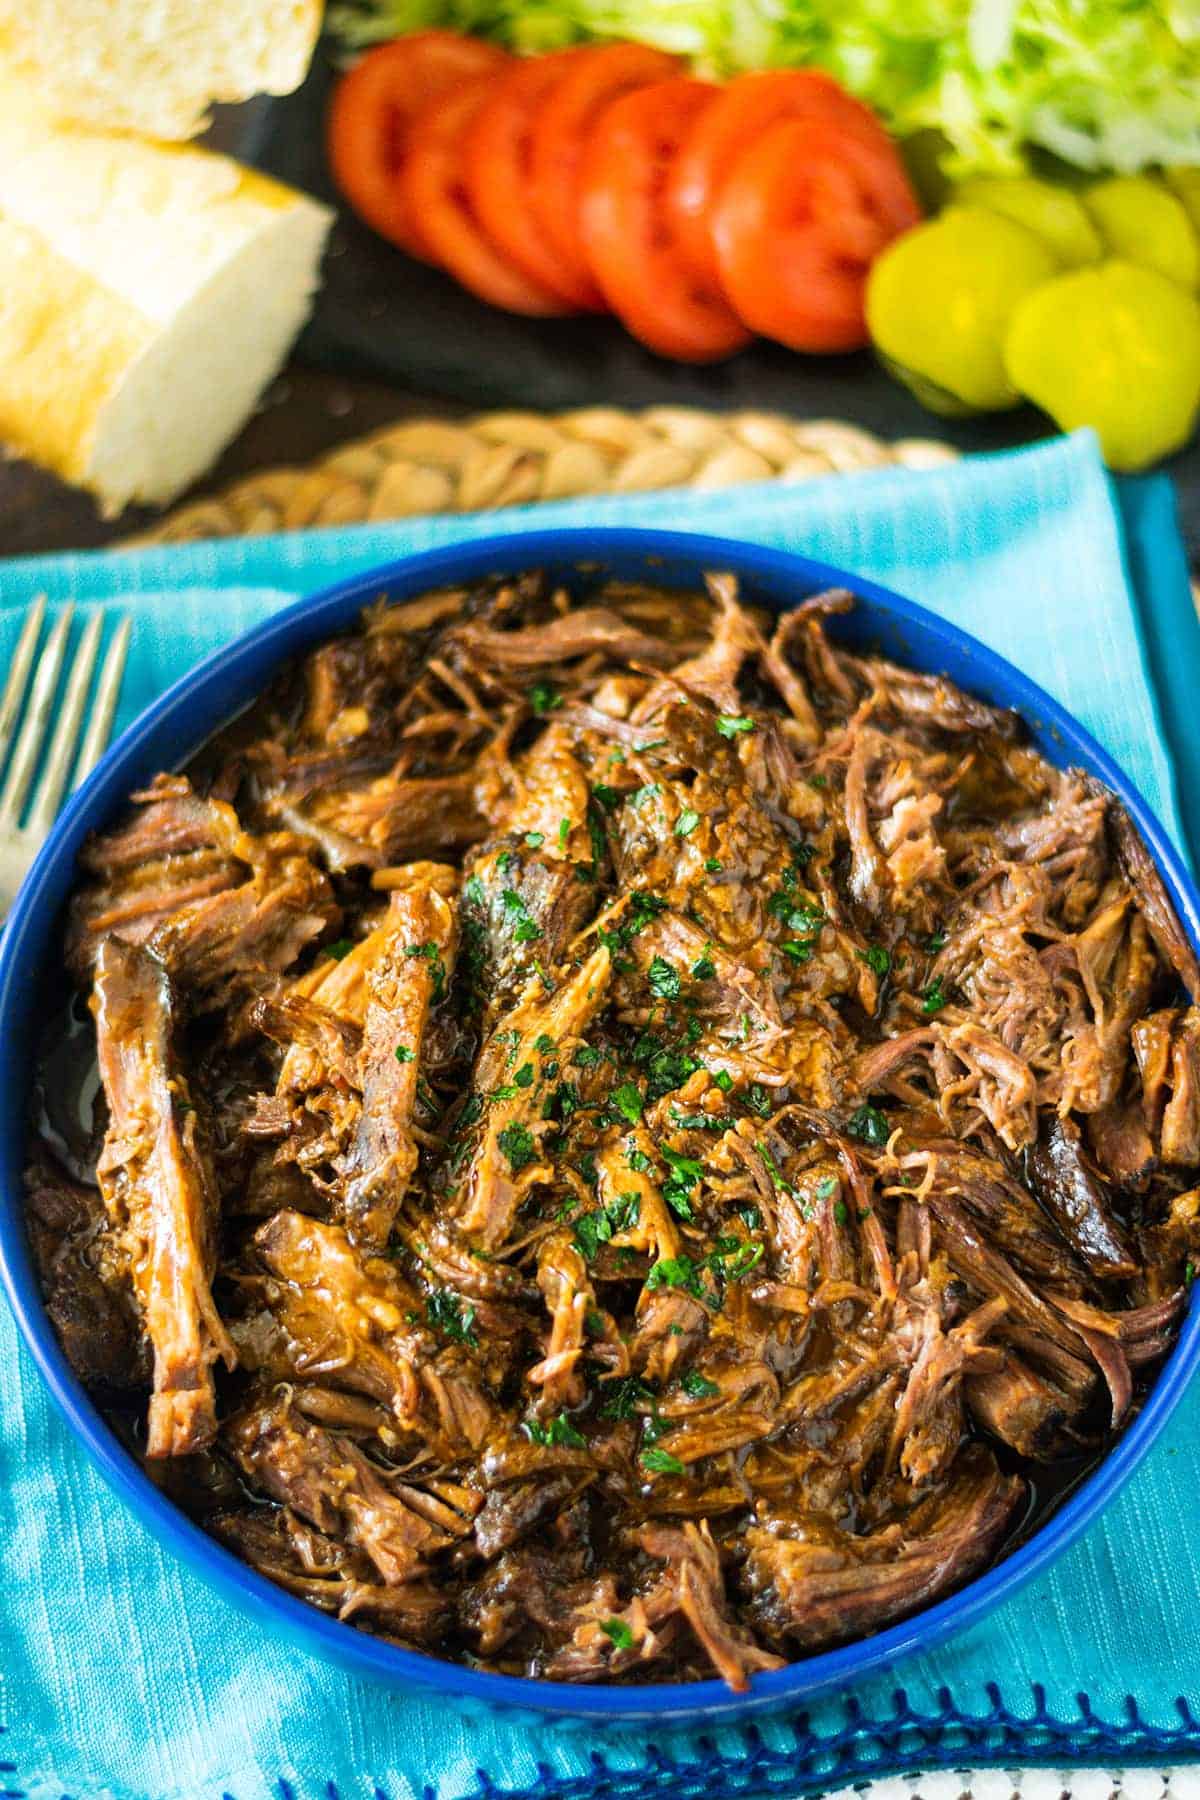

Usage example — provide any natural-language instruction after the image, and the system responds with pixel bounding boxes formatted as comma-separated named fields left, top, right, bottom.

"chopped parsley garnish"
left=549, top=1080, right=581, bottom=1124
left=641, top=1447, right=685, bottom=1476
left=464, top=874, right=485, bottom=907
left=922, top=979, right=948, bottom=1015
left=426, top=1290, right=477, bottom=1345
left=598, top=889, right=669, bottom=959
left=592, top=783, right=623, bottom=814
left=600, top=1618, right=635, bottom=1650
left=858, top=944, right=892, bottom=977
left=573, top=1045, right=603, bottom=1069
left=558, top=817, right=571, bottom=848
left=691, top=951, right=716, bottom=980
left=501, top=887, right=542, bottom=944
left=768, top=894, right=825, bottom=933
left=514, top=1062, right=535, bottom=1089
left=525, top=831, right=544, bottom=849
left=394, top=1045, right=415, bottom=1064
left=834, top=1201, right=850, bottom=1225
left=661, top=1144, right=704, bottom=1220
left=523, top=1413, right=586, bottom=1449
left=628, top=889, right=670, bottom=933
left=712, top=1069, right=733, bottom=1093
left=681, top=1370, right=720, bottom=1399
left=405, top=941, right=446, bottom=1002
left=744, top=1083, right=772, bottom=1118
left=630, top=1028, right=702, bottom=1103
left=669, top=1108, right=730, bottom=1132
left=645, top=1255, right=706, bottom=1297
left=530, top=680, right=562, bottom=715
left=927, top=931, right=947, bottom=952
left=715, top=1238, right=764, bottom=1280
left=646, top=1236, right=761, bottom=1297
left=630, top=783, right=661, bottom=807
left=781, top=940, right=815, bottom=963
left=610, top=1082, right=644, bottom=1125
left=715, top=715, right=756, bottom=738
left=758, top=1142, right=791, bottom=1196
left=847, top=1104, right=890, bottom=1148
left=497, top=1121, right=537, bottom=1174
left=585, top=800, right=608, bottom=878
left=704, top=857, right=723, bottom=875
left=600, top=1374, right=654, bottom=1421
left=535, top=1033, right=556, bottom=1054
left=497, top=850, right=516, bottom=874
left=325, top=937, right=353, bottom=960
left=457, top=1094, right=484, bottom=1133
left=574, top=1189, right=640, bottom=1260
left=674, top=808, right=701, bottom=838
left=647, top=955, right=681, bottom=1001
left=627, top=1148, right=651, bottom=1173
left=815, top=1175, right=839, bottom=1202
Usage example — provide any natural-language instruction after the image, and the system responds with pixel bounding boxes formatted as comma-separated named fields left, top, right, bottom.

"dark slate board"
left=241, top=49, right=1200, bottom=562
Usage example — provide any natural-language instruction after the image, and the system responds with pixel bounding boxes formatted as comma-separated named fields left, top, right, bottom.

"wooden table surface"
left=2, top=362, right=1198, bottom=566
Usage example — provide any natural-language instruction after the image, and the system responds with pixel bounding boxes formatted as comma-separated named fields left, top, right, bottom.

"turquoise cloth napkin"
left=3, top=431, right=1199, bottom=1800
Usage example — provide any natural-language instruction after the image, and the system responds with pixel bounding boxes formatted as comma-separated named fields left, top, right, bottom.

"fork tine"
left=0, top=604, right=73, bottom=828
left=23, top=612, right=105, bottom=838
left=0, top=595, right=47, bottom=773
left=71, top=614, right=131, bottom=791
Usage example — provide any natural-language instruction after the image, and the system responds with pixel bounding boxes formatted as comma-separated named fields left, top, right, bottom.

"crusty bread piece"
left=0, top=88, right=332, bottom=514
left=0, top=0, right=320, bottom=140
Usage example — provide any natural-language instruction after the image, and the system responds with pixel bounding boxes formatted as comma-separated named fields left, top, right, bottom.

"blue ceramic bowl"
left=2, top=528, right=1198, bottom=1724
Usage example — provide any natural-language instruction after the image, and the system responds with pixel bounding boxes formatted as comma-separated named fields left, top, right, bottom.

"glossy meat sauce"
left=27, top=572, right=1200, bottom=1685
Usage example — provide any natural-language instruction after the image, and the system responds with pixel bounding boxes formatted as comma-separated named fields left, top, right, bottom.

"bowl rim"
left=2, top=524, right=1198, bottom=1722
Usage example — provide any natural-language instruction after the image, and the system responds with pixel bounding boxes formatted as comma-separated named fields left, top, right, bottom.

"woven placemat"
left=132, top=407, right=959, bottom=542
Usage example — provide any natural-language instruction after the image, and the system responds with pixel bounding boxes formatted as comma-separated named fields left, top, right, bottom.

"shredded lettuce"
left=327, top=0, right=1200, bottom=174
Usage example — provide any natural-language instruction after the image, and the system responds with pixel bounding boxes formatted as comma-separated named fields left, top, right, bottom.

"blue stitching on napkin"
left=442, top=1690, right=1200, bottom=1800
left=8, top=1690, right=1200, bottom=1799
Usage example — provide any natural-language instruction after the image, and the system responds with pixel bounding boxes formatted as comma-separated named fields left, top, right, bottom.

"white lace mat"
left=823, top=1772, right=1200, bottom=1799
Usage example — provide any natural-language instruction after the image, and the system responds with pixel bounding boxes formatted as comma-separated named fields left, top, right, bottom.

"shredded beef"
left=27, top=568, right=1197, bottom=1687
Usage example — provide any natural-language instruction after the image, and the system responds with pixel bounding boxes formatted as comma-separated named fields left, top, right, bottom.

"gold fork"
left=0, top=598, right=130, bottom=914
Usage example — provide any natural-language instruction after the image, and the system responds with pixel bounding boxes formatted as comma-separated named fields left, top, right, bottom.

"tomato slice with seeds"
left=711, top=116, right=923, bottom=353
left=528, top=41, right=683, bottom=310
left=326, top=31, right=510, bottom=260
left=668, top=68, right=905, bottom=285
left=464, top=49, right=600, bottom=311
left=401, top=79, right=576, bottom=317
left=578, top=78, right=753, bottom=363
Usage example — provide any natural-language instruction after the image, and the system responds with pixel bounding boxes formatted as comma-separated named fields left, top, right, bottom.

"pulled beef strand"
left=27, top=569, right=1199, bottom=1688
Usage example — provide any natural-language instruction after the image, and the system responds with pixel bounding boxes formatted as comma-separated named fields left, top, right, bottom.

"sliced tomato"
left=327, top=31, right=510, bottom=259
left=528, top=41, right=682, bottom=309
left=464, top=49, right=599, bottom=310
left=711, top=117, right=923, bottom=353
left=578, top=78, right=752, bottom=362
left=668, top=68, right=904, bottom=284
left=401, top=79, right=576, bottom=317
